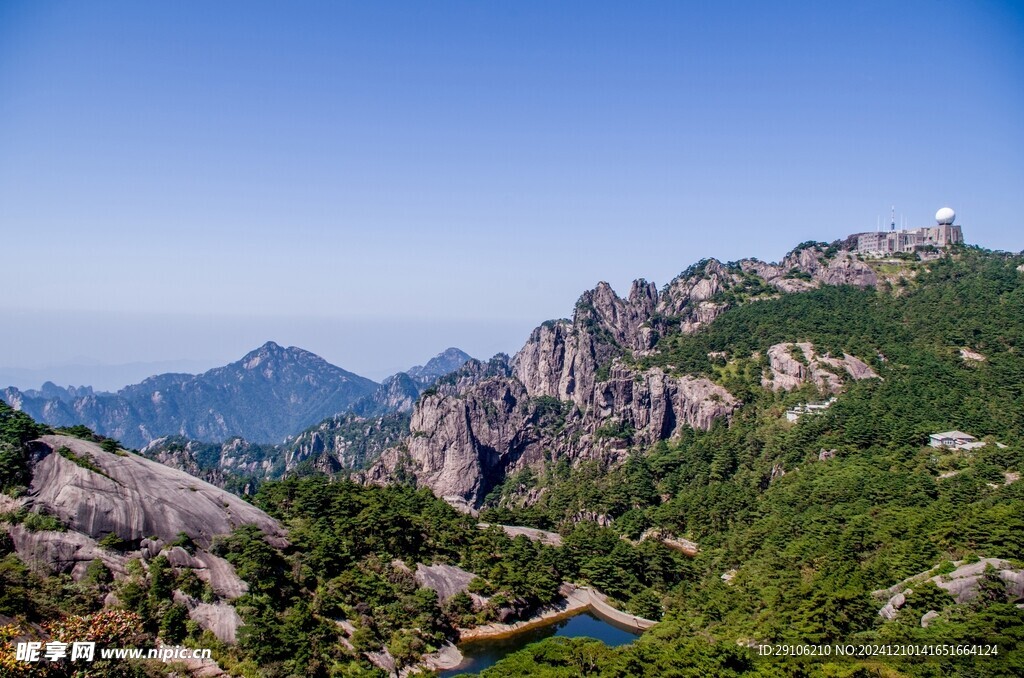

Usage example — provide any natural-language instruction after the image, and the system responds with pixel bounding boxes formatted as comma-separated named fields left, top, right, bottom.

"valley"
left=2, top=244, right=1023, bottom=677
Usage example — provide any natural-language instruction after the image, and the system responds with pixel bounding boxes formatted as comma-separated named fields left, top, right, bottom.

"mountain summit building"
left=852, top=207, right=963, bottom=256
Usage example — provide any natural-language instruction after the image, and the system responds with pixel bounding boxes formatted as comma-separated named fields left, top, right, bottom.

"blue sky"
left=1, top=1, right=1022, bottom=385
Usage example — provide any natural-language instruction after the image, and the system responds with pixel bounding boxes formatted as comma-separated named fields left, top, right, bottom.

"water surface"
left=440, top=610, right=641, bottom=677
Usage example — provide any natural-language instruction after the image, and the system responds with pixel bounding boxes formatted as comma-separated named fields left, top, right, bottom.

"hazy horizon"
left=0, top=309, right=539, bottom=389
left=3, top=1, right=1023, bottom=388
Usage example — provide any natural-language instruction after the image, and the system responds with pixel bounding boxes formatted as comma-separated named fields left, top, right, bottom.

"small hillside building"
left=785, top=398, right=836, bottom=422
left=929, top=431, right=986, bottom=450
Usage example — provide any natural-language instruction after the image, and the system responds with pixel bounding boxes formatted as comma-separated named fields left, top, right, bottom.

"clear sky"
left=2, top=1, right=1022, bottom=386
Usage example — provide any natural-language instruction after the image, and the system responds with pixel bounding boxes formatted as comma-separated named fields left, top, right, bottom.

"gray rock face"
left=367, top=358, right=739, bottom=508
left=680, top=302, right=730, bottom=334
left=285, top=412, right=411, bottom=473
left=141, top=436, right=280, bottom=489
left=742, top=245, right=877, bottom=292
left=5, top=434, right=285, bottom=645
left=6, top=523, right=128, bottom=579
left=594, top=365, right=739, bottom=443
left=143, top=410, right=412, bottom=489
left=879, top=591, right=908, bottom=620
left=762, top=342, right=878, bottom=393
left=173, top=591, right=244, bottom=644
left=658, top=260, right=741, bottom=318
left=932, top=560, right=1024, bottom=603
left=873, top=558, right=1024, bottom=619
left=740, top=259, right=816, bottom=293
left=368, top=377, right=541, bottom=505
left=414, top=563, right=476, bottom=603
left=368, top=242, right=882, bottom=509
left=816, top=252, right=878, bottom=287
left=366, top=290, right=739, bottom=507
left=28, top=435, right=284, bottom=549
left=351, top=373, right=421, bottom=417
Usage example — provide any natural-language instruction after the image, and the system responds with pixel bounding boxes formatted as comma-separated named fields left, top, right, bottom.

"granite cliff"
left=3, top=434, right=285, bottom=642
left=366, top=243, right=880, bottom=509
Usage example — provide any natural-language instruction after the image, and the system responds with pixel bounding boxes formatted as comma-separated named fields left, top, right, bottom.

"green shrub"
left=160, top=604, right=189, bottom=643
left=98, top=532, right=127, bottom=550
left=22, top=510, right=65, bottom=532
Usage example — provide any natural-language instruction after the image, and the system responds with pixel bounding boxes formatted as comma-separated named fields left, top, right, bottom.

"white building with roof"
left=929, top=430, right=986, bottom=450
left=853, top=208, right=964, bottom=256
left=785, top=398, right=836, bottom=422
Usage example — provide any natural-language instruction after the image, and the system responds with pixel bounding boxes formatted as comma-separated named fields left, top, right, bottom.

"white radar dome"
left=935, top=207, right=956, bottom=225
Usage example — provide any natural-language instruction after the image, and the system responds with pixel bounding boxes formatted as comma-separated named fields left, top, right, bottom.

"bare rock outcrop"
left=873, top=558, right=1024, bottom=619
left=414, top=563, right=477, bottom=603
left=173, top=591, right=244, bottom=643
left=479, top=523, right=563, bottom=546
left=4, top=434, right=286, bottom=646
left=367, top=361, right=738, bottom=508
left=816, top=251, right=878, bottom=287
left=27, top=435, right=285, bottom=549
left=879, top=591, right=908, bottom=620
left=6, top=523, right=128, bottom=579
left=742, top=245, right=877, bottom=292
left=739, top=259, right=816, bottom=293
left=513, top=320, right=601, bottom=407
left=679, top=302, right=730, bottom=334
left=594, top=365, right=739, bottom=443
left=657, top=260, right=742, bottom=318
left=368, top=242, right=883, bottom=510
left=366, top=377, right=549, bottom=506
left=960, top=347, right=986, bottom=363
left=933, top=560, right=1024, bottom=603
left=762, top=343, right=878, bottom=393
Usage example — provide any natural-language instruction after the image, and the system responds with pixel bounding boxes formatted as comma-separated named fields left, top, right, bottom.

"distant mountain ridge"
left=1, top=341, right=379, bottom=448
left=349, top=348, right=475, bottom=418
left=404, top=347, right=473, bottom=384
left=138, top=349, right=473, bottom=489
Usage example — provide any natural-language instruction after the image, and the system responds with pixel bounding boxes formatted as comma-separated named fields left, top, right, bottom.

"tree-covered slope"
left=4, top=250, right=1023, bottom=677
left=475, top=248, right=1024, bottom=676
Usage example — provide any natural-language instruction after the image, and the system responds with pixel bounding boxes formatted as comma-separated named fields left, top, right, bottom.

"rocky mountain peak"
left=405, top=347, right=473, bottom=382
left=3, top=344, right=380, bottom=448
left=367, top=238, right=895, bottom=509
left=239, top=341, right=327, bottom=372
left=628, top=278, right=659, bottom=309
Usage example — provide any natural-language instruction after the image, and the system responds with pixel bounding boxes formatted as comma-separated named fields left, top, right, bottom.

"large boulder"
left=26, top=435, right=285, bottom=549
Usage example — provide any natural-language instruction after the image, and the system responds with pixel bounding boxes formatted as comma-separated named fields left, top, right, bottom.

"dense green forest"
left=203, top=478, right=692, bottom=675
left=475, top=249, right=1024, bottom=676
left=2, top=249, right=1023, bottom=676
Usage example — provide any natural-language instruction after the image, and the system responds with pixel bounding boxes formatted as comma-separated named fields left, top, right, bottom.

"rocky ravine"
left=367, top=244, right=879, bottom=509
left=4, top=434, right=285, bottom=642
